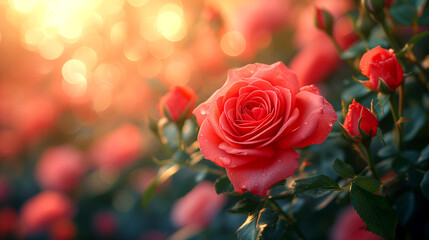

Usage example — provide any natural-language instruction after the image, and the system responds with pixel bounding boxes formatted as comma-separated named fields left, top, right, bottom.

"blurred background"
left=1, top=0, right=416, bottom=239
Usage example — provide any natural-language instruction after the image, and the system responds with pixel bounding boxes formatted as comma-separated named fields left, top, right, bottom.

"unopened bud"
left=362, top=0, right=385, bottom=14
left=314, top=7, right=334, bottom=35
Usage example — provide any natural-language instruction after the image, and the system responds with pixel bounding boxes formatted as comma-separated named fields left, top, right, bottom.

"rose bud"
left=158, top=85, right=197, bottom=122
left=171, top=181, right=226, bottom=230
left=20, top=191, right=74, bottom=236
left=314, top=7, right=334, bottom=35
left=36, top=145, right=86, bottom=192
left=343, top=99, right=378, bottom=142
left=331, top=206, right=383, bottom=240
left=359, top=46, right=403, bottom=93
left=90, top=124, right=143, bottom=170
left=193, top=62, right=337, bottom=196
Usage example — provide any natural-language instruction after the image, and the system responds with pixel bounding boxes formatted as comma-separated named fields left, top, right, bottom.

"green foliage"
left=214, top=175, right=235, bottom=194
left=228, top=198, right=261, bottom=215
left=294, top=175, right=341, bottom=198
left=237, top=208, right=280, bottom=240
left=353, top=176, right=382, bottom=193
left=332, top=158, right=355, bottom=178
left=421, top=171, right=429, bottom=200
left=351, top=184, right=397, bottom=240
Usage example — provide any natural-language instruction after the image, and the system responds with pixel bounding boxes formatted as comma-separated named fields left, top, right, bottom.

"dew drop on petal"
left=200, top=109, right=207, bottom=115
left=304, top=121, right=308, bottom=125
left=328, top=122, right=333, bottom=127
left=219, top=157, right=231, bottom=166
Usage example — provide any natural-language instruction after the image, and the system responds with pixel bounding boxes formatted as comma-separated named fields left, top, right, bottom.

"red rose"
left=359, top=46, right=403, bottom=92
left=343, top=99, right=378, bottom=142
left=36, top=145, right=86, bottom=192
left=193, top=62, right=337, bottom=196
left=170, top=181, right=226, bottom=230
left=331, top=206, right=383, bottom=240
left=158, top=85, right=197, bottom=121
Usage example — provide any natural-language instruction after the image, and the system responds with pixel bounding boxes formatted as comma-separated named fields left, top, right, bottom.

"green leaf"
left=354, top=176, right=382, bottom=193
left=351, top=183, right=397, bottom=240
left=377, top=145, right=399, bottom=158
left=392, top=156, right=412, bottom=174
left=237, top=208, right=280, bottom=240
left=395, top=192, right=415, bottom=225
left=228, top=198, right=261, bottom=215
left=403, top=103, right=426, bottom=141
left=390, top=5, right=417, bottom=26
left=172, top=150, right=190, bottom=164
left=332, top=158, right=355, bottom=178
left=421, top=171, right=429, bottom=200
left=407, top=31, right=429, bottom=47
left=418, top=144, right=429, bottom=164
left=215, top=175, right=235, bottom=194
left=294, top=175, right=341, bottom=198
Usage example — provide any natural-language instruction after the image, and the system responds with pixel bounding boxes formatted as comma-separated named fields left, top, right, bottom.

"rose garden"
left=0, top=0, right=428, bottom=239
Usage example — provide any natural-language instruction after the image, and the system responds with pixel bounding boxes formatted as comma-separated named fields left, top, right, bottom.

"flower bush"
left=0, top=0, right=428, bottom=239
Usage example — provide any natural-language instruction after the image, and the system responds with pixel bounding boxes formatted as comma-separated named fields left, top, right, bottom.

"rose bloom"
left=170, top=181, right=226, bottom=230
left=193, top=62, right=337, bottom=196
left=331, top=206, right=383, bottom=240
left=20, top=191, right=74, bottom=235
left=158, top=85, right=197, bottom=121
left=36, top=145, right=86, bottom=192
left=343, top=99, right=378, bottom=141
left=90, top=124, right=143, bottom=170
left=359, top=46, right=403, bottom=92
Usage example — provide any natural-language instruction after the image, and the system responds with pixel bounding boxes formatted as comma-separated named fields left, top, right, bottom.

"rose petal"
left=226, top=149, right=299, bottom=196
left=276, top=89, right=337, bottom=149
left=198, top=120, right=258, bottom=168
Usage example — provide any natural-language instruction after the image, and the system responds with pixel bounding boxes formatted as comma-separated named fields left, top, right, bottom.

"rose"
left=170, top=181, right=226, bottom=230
left=36, top=145, right=86, bottom=192
left=359, top=46, right=403, bottom=92
left=343, top=99, right=379, bottom=142
left=331, top=206, right=383, bottom=240
left=157, top=85, right=197, bottom=121
left=193, top=62, right=337, bottom=196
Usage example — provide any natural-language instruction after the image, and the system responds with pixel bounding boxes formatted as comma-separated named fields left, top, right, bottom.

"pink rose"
left=193, top=62, right=337, bottom=196
left=343, top=99, right=379, bottom=142
left=90, top=124, right=143, bottom=170
left=171, top=181, right=226, bottom=230
left=359, top=46, right=403, bottom=92
left=20, top=191, right=74, bottom=235
left=36, top=145, right=86, bottom=192
left=331, top=206, right=383, bottom=240
left=158, top=85, right=197, bottom=121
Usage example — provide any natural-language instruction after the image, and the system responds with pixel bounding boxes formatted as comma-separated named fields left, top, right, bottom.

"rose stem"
left=388, top=94, right=402, bottom=148
left=362, top=142, right=380, bottom=180
left=175, top=122, right=185, bottom=150
left=269, top=199, right=307, bottom=240
left=328, top=35, right=360, bottom=72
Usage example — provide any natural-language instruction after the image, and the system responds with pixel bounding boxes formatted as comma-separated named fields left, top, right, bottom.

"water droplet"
left=304, top=121, right=308, bottom=125
left=254, top=183, right=258, bottom=186
left=218, top=157, right=231, bottom=166
left=200, top=109, right=207, bottom=115
left=328, top=122, right=333, bottom=127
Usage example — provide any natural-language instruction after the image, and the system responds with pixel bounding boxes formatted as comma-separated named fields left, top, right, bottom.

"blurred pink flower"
left=93, top=211, right=116, bottom=237
left=171, top=181, right=226, bottom=230
left=331, top=206, right=383, bottom=240
left=20, top=191, right=74, bottom=235
left=227, top=0, right=289, bottom=59
left=0, top=207, right=18, bottom=239
left=0, top=130, right=22, bottom=159
left=36, top=145, right=87, bottom=192
left=90, top=124, right=143, bottom=170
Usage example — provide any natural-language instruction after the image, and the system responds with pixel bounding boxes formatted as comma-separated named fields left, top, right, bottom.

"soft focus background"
left=1, top=0, right=428, bottom=239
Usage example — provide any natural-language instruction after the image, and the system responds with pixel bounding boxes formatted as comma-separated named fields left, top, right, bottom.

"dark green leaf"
left=417, top=144, right=429, bottom=164
left=395, top=192, right=415, bottom=225
left=215, top=175, right=235, bottom=194
left=294, top=175, right=340, bottom=198
left=403, top=103, right=426, bottom=141
left=377, top=145, right=399, bottom=158
left=406, top=31, right=429, bottom=48
left=354, top=176, right=382, bottom=193
left=351, top=183, right=397, bottom=240
left=392, top=156, right=412, bottom=174
left=332, top=158, right=355, bottom=178
left=237, top=208, right=279, bottom=240
left=390, top=5, right=417, bottom=26
left=172, top=150, right=190, bottom=163
left=421, top=171, right=429, bottom=200
left=228, top=198, right=261, bottom=215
